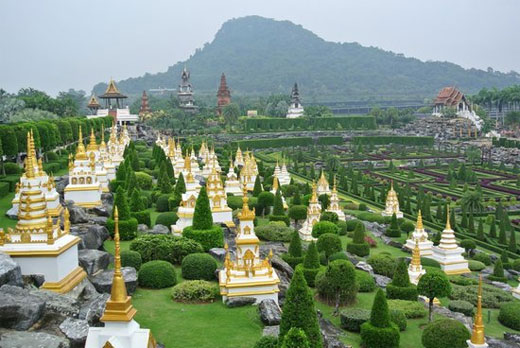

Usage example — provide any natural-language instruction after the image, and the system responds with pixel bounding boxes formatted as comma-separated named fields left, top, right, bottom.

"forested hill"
left=93, top=16, right=520, bottom=101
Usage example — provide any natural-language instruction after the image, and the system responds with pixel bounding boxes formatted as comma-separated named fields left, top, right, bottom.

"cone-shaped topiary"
left=371, top=288, right=390, bottom=328
left=298, top=241, right=321, bottom=287
left=174, top=172, right=186, bottom=195
left=115, top=159, right=128, bottom=182
left=293, top=188, right=302, bottom=205
left=353, top=222, right=365, bottom=243
left=158, top=161, right=172, bottom=194
left=281, top=327, right=310, bottom=348
left=192, top=186, right=213, bottom=230
left=489, top=218, right=497, bottom=239
left=279, top=268, right=323, bottom=348
left=390, top=259, right=410, bottom=287
left=113, top=186, right=131, bottom=220
left=509, top=227, right=517, bottom=252
left=360, top=288, right=400, bottom=348
left=347, top=222, right=370, bottom=257
left=125, top=167, right=138, bottom=191
left=130, top=188, right=145, bottom=211
left=386, top=259, right=418, bottom=301
left=253, top=176, right=262, bottom=197
left=477, top=218, right=485, bottom=241
left=385, top=213, right=401, bottom=237
left=273, top=188, right=285, bottom=216
left=288, top=230, right=303, bottom=257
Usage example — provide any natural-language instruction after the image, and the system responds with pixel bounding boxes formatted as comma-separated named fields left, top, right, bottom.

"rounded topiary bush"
left=183, top=225, right=223, bottom=252
left=155, top=212, right=178, bottom=227
left=448, top=300, right=475, bottom=317
left=356, top=270, right=376, bottom=292
left=171, top=280, right=219, bottom=303
left=316, top=233, right=342, bottom=259
left=472, top=253, right=492, bottom=266
left=329, top=252, right=348, bottom=262
left=498, top=302, right=520, bottom=330
left=346, top=219, right=363, bottom=231
left=336, top=220, right=348, bottom=236
left=367, top=253, right=397, bottom=278
left=340, top=308, right=370, bottom=332
left=468, top=260, right=486, bottom=271
left=181, top=253, right=218, bottom=281
left=311, top=221, right=338, bottom=238
left=421, top=319, right=470, bottom=348
left=138, top=260, right=177, bottom=289
left=255, top=222, right=294, bottom=242
left=390, top=310, right=407, bottom=331
left=130, top=234, right=203, bottom=264
left=106, top=217, right=138, bottom=240
left=320, top=211, right=339, bottom=223
left=121, top=250, right=142, bottom=271
left=315, top=259, right=358, bottom=305
left=360, top=322, right=400, bottom=348
left=156, top=194, right=171, bottom=212
left=253, top=336, right=278, bottom=348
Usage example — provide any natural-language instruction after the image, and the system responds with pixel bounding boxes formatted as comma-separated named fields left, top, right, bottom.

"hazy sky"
left=1, top=0, right=518, bottom=95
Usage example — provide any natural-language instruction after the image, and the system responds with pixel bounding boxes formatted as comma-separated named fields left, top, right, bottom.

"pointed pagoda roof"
left=100, top=79, right=127, bottom=99
left=87, top=94, right=101, bottom=108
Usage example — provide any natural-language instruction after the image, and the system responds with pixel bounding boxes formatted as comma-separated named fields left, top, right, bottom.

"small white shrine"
left=286, top=83, right=304, bottom=119
left=326, top=178, right=345, bottom=221
left=206, top=166, right=234, bottom=228
left=278, top=160, right=291, bottom=186
left=224, top=159, right=242, bottom=196
left=405, top=210, right=433, bottom=256
left=316, top=171, right=331, bottom=196
left=299, top=182, right=321, bottom=241
left=408, top=239, right=426, bottom=285
left=381, top=181, right=403, bottom=218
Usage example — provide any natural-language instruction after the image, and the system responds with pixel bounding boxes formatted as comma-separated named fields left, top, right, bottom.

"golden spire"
left=184, top=153, right=191, bottom=171
left=105, top=79, right=121, bottom=95
left=100, top=125, right=106, bottom=150
left=445, top=205, right=451, bottom=230
left=75, top=126, right=88, bottom=160
left=273, top=176, right=279, bottom=191
left=238, top=183, right=255, bottom=221
left=416, top=210, right=423, bottom=230
left=24, top=132, right=35, bottom=178
left=101, top=207, right=137, bottom=322
left=332, top=176, right=337, bottom=192
left=310, top=181, right=318, bottom=203
left=470, top=274, right=486, bottom=345
left=87, top=128, right=98, bottom=152
left=46, top=212, right=54, bottom=245
left=64, top=208, right=70, bottom=234
left=411, top=239, right=422, bottom=269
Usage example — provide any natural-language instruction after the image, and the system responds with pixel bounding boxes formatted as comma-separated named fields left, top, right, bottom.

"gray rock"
left=0, top=285, right=45, bottom=330
left=5, top=207, right=17, bottom=220
left=487, top=337, right=520, bottom=348
left=87, top=216, right=107, bottom=226
left=504, top=333, right=520, bottom=344
left=22, top=274, right=45, bottom=288
left=55, top=175, right=69, bottom=194
left=66, top=278, right=98, bottom=301
left=355, top=261, right=374, bottom=275
left=0, top=330, right=70, bottom=348
left=89, top=267, right=137, bottom=295
left=59, top=318, right=89, bottom=348
left=432, top=305, right=472, bottom=331
left=345, top=252, right=360, bottom=265
left=491, top=281, right=512, bottom=292
left=260, top=242, right=288, bottom=258
left=0, top=252, right=22, bottom=287
left=262, top=325, right=280, bottom=337
left=318, top=310, right=347, bottom=348
left=28, top=288, right=79, bottom=319
left=149, top=224, right=169, bottom=235
left=259, top=299, right=281, bottom=325
left=270, top=255, right=293, bottom=300
left=88, top=206, right=109, bottom=217
left=65, top=201, right=89, bottom=224
left=138, top=224, right=149, bottom=233
left=78, top=293, right=109, bottom=326
left=70, top=224, right=109, bottom=250
left=374, top=274, right=392, bottom=288
left=224, top=297, right=256, bottom=308
left=101, top=193, right=113, bottom=207
left=209, top=248, right=227, bottom=262
left=78, top=249, right=110, bottom=276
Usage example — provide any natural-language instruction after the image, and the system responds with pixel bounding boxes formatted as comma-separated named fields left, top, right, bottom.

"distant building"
left=138, top=90, right=151, bottom=117
left=286, top=83, right=304, bottom=118
left=432, top=87, right=482, bottom=130
left=87, top=79, right=139, bottom=126
left=247, top=110, right=258, bottom=117
left=178, top=66, right=198, bottom=113
left=216, top=73, right=231, bottom=116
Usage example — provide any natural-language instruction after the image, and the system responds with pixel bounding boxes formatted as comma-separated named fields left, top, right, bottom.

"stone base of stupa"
left=298, top=222, right=316, bottom=242
left=225, top=184, right=243, bottom=196
left=408, top=268, right=426, bottom=285
left=405, top=239, right=433, bottom=256
left=432, top=247, right=470, bottom=275
left=64, top=186, right=102, bottom=208
left=382, top=210, right=403, bottom=218
left=0, top=235, right=86, bottom=294
left=466, top=340, right=489, bottom=348
left=218, top=270, right=280, bottom=304
left=212, top=208, right=235, bottom=228
left=85, top=320, right=154, bottom=348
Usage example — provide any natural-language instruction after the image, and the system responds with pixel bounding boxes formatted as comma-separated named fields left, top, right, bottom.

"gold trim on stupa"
left=470, top=274, right=486, bottom=345
left=238, top=184, right=255, bottom=221
left=75, top=126, right=88, bottom=161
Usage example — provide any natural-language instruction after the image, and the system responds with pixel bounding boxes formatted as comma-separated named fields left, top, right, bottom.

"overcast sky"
left=0, top=0, right=518, bottom=95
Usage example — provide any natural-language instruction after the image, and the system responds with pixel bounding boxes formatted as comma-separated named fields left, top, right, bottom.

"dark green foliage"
left=158, top=162, right=172, bottom=194
left=460, top=239, right=476, bottom=254
left=138, top=260, right=177, bottom=289
left=315, top=259, right=359, bottom=306
left=387, top=299, right=428, bottom=319
left=346, top=222, right=370, bottom=257
left=390, top=310, right=407, bottom=331
left=450, top=283, right=515, bottom=308
left=346, top=219, right=363, bottom=231
left=121, top=250, right=142, bottom=271
left=421, top=319, right=470, bottom=348
left=316, top=233, right=342, bottom=259
left=370, top=288, right=391, bottom=328
left=283, top=230, right=304, bottom=268
left=468, top=260, right=486, bottom=271
left=183, top=225, right=223, bottom=252
left=272, top=189, right=285, bottom=215
left=130, top=211, right=151, bottom=227
left=174, top=172, right=186, bottom=195
left=360, top=289, right=400, bottom=348
left=498, top=302, right=520, bottom=330
left=192, top=186, right=213, bottom=230
left=299, top=242, right=321, bottom=287
left=156, top=194, right=171, bottom=212
left=421, top=257, right=441, bottom=268
left=328, top=252, right=348, bottom=262
left=155, top=212, right=178, bottom=227
left=181, top=253, right=218, bottom=281
left=0, top=182, right=9, bottom=196
left=340, top=308, right=370, bottom=332
left=489, top=218, right=497, bottom=239
left=386, top=260, right=418, bottom=301
left=253, top=176, right=262, bottom=197
left=385, top=213, right=401, bottom=237
left=130, top=189, right=146, bottom=212
left=281, top=327, right=310, bottom=348
left=318, top=194, right=330, bottom=210
left=253, top=336, right=278, bottom=348
left=130, top=234, right=203, bottom=264
left=279, top=268, right=323, bottom=348
left=477, top=219, right=485, bottom=240
left=352, top=136, right=433, bottom=146
left=171, top=280, right=219, bottom=303
left=499, top=217, right=508, bottom=244
left=115, top=160, right=128, bottom=182
left=292, top=188, right=301, bottom=205
left=257, top=191, right=275, bottom=215
left=311, top=221, right=338, bottom=238
left=509, top=227, right=517, bottom=252
left=255, top=222, right=293, bottom=242
left=472, top=252, right=492, bottom=266
left=288, top=205, right=307, bottom=223
left=367, top=253, right=396, bottom=278
left=448, top=300, right=474, bottom=317
left=320, top=211, right=338, bottom=223
left=417, top=271, right=451, bottom=321
left=356, top=270, right=376, bottom=292
left=113, top=186, right=131, bottom=220
left=106, top=217, right=138, bottom=241
left=488, top=259, right=507, bottom=282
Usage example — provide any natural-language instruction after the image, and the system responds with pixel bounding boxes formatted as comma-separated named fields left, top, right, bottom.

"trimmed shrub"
left=121, top=250, right=142, bottom=271
left=315, top=259, right=359, bottom=306
left=512, top=258, right=520, bottom=271
left=346, top=222, right=370, bottom=257
left=346, top=219, right=362, bottom=231
left=448, top=300, right=475, bottom=317
left=298, top=242, right=321, bottom=287
left=390, top=310, right=407, bottom=331
left=360, top=289, right=400, bottom=348
left=320, top=211, right=339, bottom=223
left=316, top=233, right=342, bottom=259
left=450, top=283, right=515, bottom=308
left=472, top=253, right=492, bottom=266
left=367, top=253, right=397, bottom=278
left=155, top=212, right=178, bottom=227
left=281, top=327, right=310, bottom=348
left=255, top=222, right=294, bottom=242
left=156, top=194, right=171, bottom=212
left=268, top=215, right=290, bottom=226
left=421, top=319, right=470, bottom=348
left=131, top=210, right=151, bottom=227
left=183, top=225, right=223, bottom=252
left=449, top=275, right=478, bottom=286
left=400, top=220, right=415, bottom=233
left=130, top=234, right=203, bottom=264
left=329, top=252, right=348, bottom=262
left=282, top=230, right=304, bottom=268
left=336, top=220, right=348, bottom=236
left=488, top=259, right=507, bottom=282
left=106, top=217, right=138, bottom=240
left=135, top=171, right=153, bottom=190
left=340, top=308, right=370, bottom=332
left=0, top=182, right=9, bottom=197
left=356, top=270, right=376, bottom=292
left=468, top=260, right=486, bottom=271
left=311, top=221, right=338, bottom=238
left=421, top=257, right=441, bottom=268
left=498, top=302, right=520, bottom=330
left=387, top=299, right=427, bottom=319
left=171, top=280, right=219, bottom=303
left=253, top=336, right=278, bottom=348
left=385, top=213, right=401, bottom=237
left=181, top=253, right=217, bottom=281
left=138, top=260, right=177, bottom=288
left=4, top=162, right=21, bottom=175
left=386, top=259, right=417, bottom=301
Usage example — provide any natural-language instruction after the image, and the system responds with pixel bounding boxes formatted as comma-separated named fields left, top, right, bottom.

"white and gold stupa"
left=0, top=183, right=86, bottom=293
left=64, top=127, right=102, bottom=208
left=85, top=208, right=156, bottom=348
left=172, top=167, right=201, bottom=235
left=86, top=128, right=110, bottom=193
left=198, top=141, right=210, bottom=164
left=11, top=131, right=62, bottom=217
left=219, top=186, right=280, bottom=304
left=207, top=164, right=234, bottom=228
left=382, top=181, right=403, bottom=218
left=235, top=146, right=244, bottom=167
left=326, top=178, right=345, bottom=221
left=432, top=207, right=470, bottom=275
left=201, top=147, right=220, bottom=178
left=107, top=125, right=125, bottom=167
left=98, top=125, right=117, bottom=182
left=299, top=181, right=321, bottom=241
left=405, top=210, right=433, bottom=256
left=189, top=147, right=202, bottom=178
left=408, top=239, right=426, bottom=285
left=278, top=159, right=291, bottom=186
left=316, top=170, right=331, bottom=196
left=224, top=158, right=242, bottom=196
left=240, top=152, right=258, bottom=191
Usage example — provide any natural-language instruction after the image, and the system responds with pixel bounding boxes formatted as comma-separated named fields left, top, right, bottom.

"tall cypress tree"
left=192, top=186, right=213, bottom=230
left=468, top=212, right=475, bottom=234
left=288, top=230, right=303, bottom=257
left=489, top=216, right=497, bottom=239
left=477, top=218, right=485, bottom=241
left=370, top=288, right=391, bottom=328
left=158, top=162, right=172, bottom=194
left=292, top=188, right=302, bottom=205
left=130, top=188, right=145, bottom=211
left=499, top=218, right=508, bottom=245
left=509, top=228, right=517, bottom=252
left=113, top=186, right=130, bottom=220
left=174, top=172, right=186, bottom=195
left=273, top=189, right=285, bottom=216
left=252, top=176, right=262, bottom=197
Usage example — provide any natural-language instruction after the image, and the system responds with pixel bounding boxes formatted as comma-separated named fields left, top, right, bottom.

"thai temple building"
left=326, top=178, right=345, bottom=221
left=240, top=152, right=258, bottom=191
left=201, top=147, right=220, bottom=178
left=432, top=207, right=470, bottom=275
left=0, top=181, right=86, bottom=293
left=286, top=83, right=304, bottom=118
left=467, top=276, right=488, bottom=348
left=219, top=186, right=280, bottom=304
left=432, top=86, right=482, bottom=131
left=106, top=124, right=127, bottom=167
left=278, top=160, right=291, bottom=186
left=178, top=66, right=198, bottom=113
left=299, top=182, right=321, bottom=241
left=198, top=141, right=210, bottom=164
left=381, top=181, right=403, bottom=218
left=10, top=131, right=62, bottom=217
left=270, top=177, right=288, bottom=209
left=216, top=73, right=231, bottom=116
left=408, top=239, right=426, bottom=285
left=64, top=127, right=103, bottom=208
left=85, top=208, right=156, bottom=348
left=316, top=170, right=331, bottom=196
left=189, top=148, right=202, bottom=178
left=405, top=210, right=433, bottom=256
left=87, top=79, right=139, bottom=125
left=224, top=158, right=242, bottom=196
left=138, top=90, right=151, bottom=118
left=206, top=166, right=234, bottom=227
left=235, top=146, right=245, bottom=167
left=86, top=128, right=110, bottom=193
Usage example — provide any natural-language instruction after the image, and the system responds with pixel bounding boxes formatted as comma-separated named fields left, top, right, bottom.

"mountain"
left=93, top=16, right=520, bottom=102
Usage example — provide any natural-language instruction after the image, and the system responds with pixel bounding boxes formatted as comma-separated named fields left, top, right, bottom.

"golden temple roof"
left=86, top=128, right=98, bottom=152
left=87, top=95, right=101, bottom=108
left=100, top=79, right=127, bottom=99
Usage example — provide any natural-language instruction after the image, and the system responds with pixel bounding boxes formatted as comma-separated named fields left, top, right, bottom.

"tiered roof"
left=433, top=87, right=465, bottom=107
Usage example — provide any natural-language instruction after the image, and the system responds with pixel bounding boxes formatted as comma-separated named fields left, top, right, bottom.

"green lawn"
left=0, top=192, right=16, bottom=229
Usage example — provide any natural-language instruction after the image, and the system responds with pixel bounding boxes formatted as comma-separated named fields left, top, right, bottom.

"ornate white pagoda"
left=408, top=239, right=426, bottom=285
left=85, top=208, right=156, bottom=348
left=270, top=177, right=288, bottom=209
left=11, top=131, right=62, bottom=217
left=206, top=166, right=234, bottom=228
left=382, top=181, right=403, bottom=218
left=405, top=210, right=433, bottom=256
left=0, top=184, right=86, bottom=293
left=286, top=83, right=304, bottom=118
left=432, top=207, right=470, bottom=275
left=278, top=160, right=291, bottom=186
left=326, top=178, right=345, bottom=221
left=316, top=171, right=331, bottom=196
left=299, top=182, right=321, bottom=241
left=224, top=158, right=242, bottom=196
left=64, top=127, right=102, bottom=208
left=98, top=126, right=117, bottom=182
left=86, top=128, right=110, bottom=193
left=219, top=187, right=280, bottom=303
left=235, top=146, right=244, bottom=167
left=107, top=125, right=124, bottom=167
left=240, top=152, right=258, bottom=191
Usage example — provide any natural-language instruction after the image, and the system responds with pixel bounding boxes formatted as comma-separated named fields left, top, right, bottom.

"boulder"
left=270, top=255, right=293, bottom=300
left=66, top=278, right=99, bottom=301
left=101, top=193, right=113, bottom=206
left=258, top=299, right=281, bottom=325
left=355, top=261, right=374, bottom=275
left=0, top=252, right=23, bottom=287
left=65, top=201, right=89, bottom=224
left=432, top=305, right=472, bottom=331
left=262, top=325, right=280, bottom=338
left=0, top=285, right=45, bottom=330
left=318, top=310, right=348, bottom=348
left=149, top=224, right=169, bottom=235
left=78, top=249, right=110, bottom=276
left=224, top=297, right=256, bottom=308
left=54, top=175, right=69, bottom=194
left=87, top=216, right=108, bottom=226
left=89, top=267, right=137, bottom=295
left=504, top=333, right=520, bottom=344
left=28, top=288, right=79, bottom=319
left=374, top=274, right=392, bottom=288
left=88, top=206, right=109, bottom=217
left=22, top=274, right=45, bottom=288
left=70, top=224, right=109, bottom=250
left=138, top=224, right=149, bottom=233
left=487, top=337, right=519, bottom=348
left=209, top=248, right=227, bottom=262
left=345, top=252, right=360, bottom=265
left=78, top=293, right=109, bottom=326
left=59, top=318, right=89, bottom=348
left=260, top=242, right=288, bottom=258
left=0, top=330, right=70, bottom=348
left=491, top=281, right=512, bottom=292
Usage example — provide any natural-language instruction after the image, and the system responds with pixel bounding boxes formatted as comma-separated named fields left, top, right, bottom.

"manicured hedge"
left=243, top=116, right=376, bottom=133
left=448, top=300, right=474, bottom=317
left=183, top=225, right=223, bottom=251
left=498, top=302, right=520, bottom=330
left=356, top=270, right=376, bottom=292
left=181, top=253, right=218, bottom=281
left=155, top=212, right=178, bottom=227
left=340, top=308, right=370, bottom=332
left=131, top=211, right=151, bottom=227
left=106, top=217, right=138, bottom=241
left=121, top=250, right=142, bottom=271
left=0, top=182, right=9, bottom=197
left=138, top=260, right=177, bottom=289
left=421, top=319, right=470, bottom=348
left=171, top=280, right=219, bottom=303
left=352, top=136, right=434, bottom=146
left=0, top=176, right=20, bottom=192
left=130, top=234, right=203, bottom=264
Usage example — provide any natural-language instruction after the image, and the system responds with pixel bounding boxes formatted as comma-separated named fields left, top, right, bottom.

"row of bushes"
left=242, top=116, right=376, bottom=132
left=233, top=136, right=342, bottom=150
left=351, top=136, right=434, bottom=146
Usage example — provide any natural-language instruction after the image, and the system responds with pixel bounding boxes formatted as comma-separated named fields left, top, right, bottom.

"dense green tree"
left=477, top=219, right=485, bottom=241
left=192, top=186, right=213, bottom=230
left=292, top=187, right=301, bottom=205
left=288, top=205, right=307, bottom=225
left=273, top=189, right=285, bottom=216
left=360, top=288, right=400, bottom=348
left=130, top=188, right=145, bottom=211
left=489, top=217, right=497, bottom=239
left=158, top=162, right=172, bottom=194
left=253, top=176, right=263, bottom=197
left=257, top=191, right=274, bottom=216
left=385, top=213, right=401, bottom=237
left=417, top=271, right=451, bottom=322
left=222, top=103, right=240, bottom=128
left=499, top=218, right=508, bottom=245
left=288, top=230, right=303, bottom=257
left=509, top=227, right=517, bottom=252
left=281, top=328, right=310, bottom=348
left=113, top=186, right=131, bottom=220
